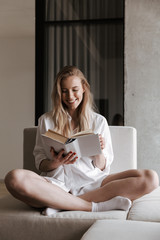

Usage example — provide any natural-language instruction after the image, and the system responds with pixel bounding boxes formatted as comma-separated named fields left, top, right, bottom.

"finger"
left=50, top=147, right=56, bottom=157
left=99, top=139, right=103, bottom=146
left=98, top=133, right=102, bottom=138
left=102, top=137, right=105, bottom=149
left=70, top=157, right=78, bottom=164
left=66, top=156, right=78, bottom=165
left=57, top=149, right=65, bottom=159
left=101, top=144, right=104, bottom=150
left=63, top=152, right=77, bottom=164
left=50, top=147, right=58, bottom=154
left=98, top=135, right=103, bottom=144
left=99, top=135, right=105, bottom=149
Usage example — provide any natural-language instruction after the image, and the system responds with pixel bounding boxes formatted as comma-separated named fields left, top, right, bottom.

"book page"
left=42, top=134, right=65, bottom=152
left=45, top=129, right=68, bottom=144
left=71, top=129, right=93, bottom=138
left=42, top=134, right=81, bottom=157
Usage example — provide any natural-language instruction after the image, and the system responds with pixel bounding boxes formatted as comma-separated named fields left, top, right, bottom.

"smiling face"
left=61, top=75, right=85, bottom=115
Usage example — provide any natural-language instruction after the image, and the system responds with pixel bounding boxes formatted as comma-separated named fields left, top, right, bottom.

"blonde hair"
left=51, top=66, right=95, bottom=137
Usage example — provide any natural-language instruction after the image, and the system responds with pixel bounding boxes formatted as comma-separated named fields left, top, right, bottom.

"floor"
left=0, top=180, right=9, bottom=198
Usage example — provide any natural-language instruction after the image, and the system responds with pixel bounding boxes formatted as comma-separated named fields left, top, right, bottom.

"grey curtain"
left=44, top=0, right=124, bottom=124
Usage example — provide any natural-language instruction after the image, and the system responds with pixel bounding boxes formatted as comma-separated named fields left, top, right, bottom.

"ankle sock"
left=42, top=207, right=60, bottom=216
left=92, top=196, right=132, bottom=212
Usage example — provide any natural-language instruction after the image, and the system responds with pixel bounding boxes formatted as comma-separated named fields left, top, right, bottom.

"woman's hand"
left=99, top=134, right=105, bottom=150
left=50, top=147, right=78, bottom=168
left=91, top=134, right=106, bottom=171
left=39, top=147, right=78, bottom=172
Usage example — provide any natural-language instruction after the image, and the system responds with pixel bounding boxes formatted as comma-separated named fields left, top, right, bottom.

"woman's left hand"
left=90, top=134, right=106, bottom=171
left=99, top=134, right=105, bottom=150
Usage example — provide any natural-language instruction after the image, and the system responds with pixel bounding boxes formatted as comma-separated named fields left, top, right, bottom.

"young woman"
left=5, top=66, right=159, bottom=215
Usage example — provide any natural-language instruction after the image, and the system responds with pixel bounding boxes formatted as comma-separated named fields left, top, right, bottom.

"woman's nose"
left=68, top=90, right=74, bottom=99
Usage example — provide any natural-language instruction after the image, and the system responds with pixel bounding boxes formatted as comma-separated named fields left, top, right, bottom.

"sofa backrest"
left=23, top=126, right=137, bottom=175
left=109, top=126, right=137, bottom=173
left=23, top=127, right=40, bottom=174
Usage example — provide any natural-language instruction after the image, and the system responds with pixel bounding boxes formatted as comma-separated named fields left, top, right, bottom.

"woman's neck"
left=68, top=109, right=77, bottom=119
left=68, top=110, right=79, bottom=131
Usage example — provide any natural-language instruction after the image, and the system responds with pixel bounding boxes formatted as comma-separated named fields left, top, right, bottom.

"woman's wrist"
left=39, top=159, right=60, bottom=172
left=92, top=154, right=106, bottom=171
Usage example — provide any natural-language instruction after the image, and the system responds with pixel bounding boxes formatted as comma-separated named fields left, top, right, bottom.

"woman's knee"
left=142, top=169, right=159, bottom=193
left=5, top=169, right=26, bottom=195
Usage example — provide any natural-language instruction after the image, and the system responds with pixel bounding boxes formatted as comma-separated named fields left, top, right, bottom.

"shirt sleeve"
left=102, top=118, right=114, bottom=174
left=33, top=116, right=48, bottom=170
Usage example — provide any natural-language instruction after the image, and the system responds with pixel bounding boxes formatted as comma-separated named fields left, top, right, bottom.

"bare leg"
left=5, top=169, right=159, bottom=211
left=79, top=169, right=159, bottom=202
left=5, top=169, right=91, bottom=211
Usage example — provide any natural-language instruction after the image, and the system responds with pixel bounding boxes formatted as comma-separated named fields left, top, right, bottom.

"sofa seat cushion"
left=128, top=186, right=160, bottom=222
left=0, top=194, right=128, bottom=220
left=81, top=219, right=160, bottom=240
left=0, top=194, right=128, bottom=240
left=0, top=194, right=40, bottom=216
left=45, top=209, right=128, bottom=220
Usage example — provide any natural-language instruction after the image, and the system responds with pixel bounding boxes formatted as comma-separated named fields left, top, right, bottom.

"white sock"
left=92, top=196, right=132, bottom=212
left=42, top=207, right=60, bottom=216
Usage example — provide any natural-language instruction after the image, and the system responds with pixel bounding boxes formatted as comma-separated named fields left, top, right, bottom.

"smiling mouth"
left=67, top=99, right=77, bottom=104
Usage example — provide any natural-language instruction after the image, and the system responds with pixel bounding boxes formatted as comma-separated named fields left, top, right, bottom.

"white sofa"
left=0, top=126, right=160, bottom=240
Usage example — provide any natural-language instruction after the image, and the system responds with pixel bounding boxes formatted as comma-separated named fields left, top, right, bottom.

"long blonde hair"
left=51, top=66, right=95, bottom=137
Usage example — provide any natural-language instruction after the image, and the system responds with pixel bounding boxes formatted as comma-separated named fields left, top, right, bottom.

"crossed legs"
left=79, top=169, right=159, bottom=202
left=5, top=169, right=159, bottom=211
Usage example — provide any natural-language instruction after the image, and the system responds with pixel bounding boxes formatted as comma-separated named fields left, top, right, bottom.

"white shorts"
left=43, top=175, right=106, bottom=196
left=44, top=177, right=70, bottom=192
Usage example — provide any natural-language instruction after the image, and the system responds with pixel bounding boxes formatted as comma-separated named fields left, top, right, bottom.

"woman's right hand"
left=39, top=147, right=78, bottom=172
left=50, top=147, right=78, bottom=169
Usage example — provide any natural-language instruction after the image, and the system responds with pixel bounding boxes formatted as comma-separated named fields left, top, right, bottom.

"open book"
left=42, top=129, right=102, bottom=158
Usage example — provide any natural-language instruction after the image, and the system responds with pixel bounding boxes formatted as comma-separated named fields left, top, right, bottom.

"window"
left=36, top=0, right=124, bottom=125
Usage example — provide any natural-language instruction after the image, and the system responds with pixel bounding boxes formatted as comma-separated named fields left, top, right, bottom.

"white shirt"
left=33, top=112, right=114, bottom=195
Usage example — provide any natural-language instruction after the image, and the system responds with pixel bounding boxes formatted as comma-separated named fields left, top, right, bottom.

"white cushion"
left=44, top=209, right=128, bottom=220
left=109, top=126, right=137, bottom=173
left=128, top=186, right=160, bottom=222
left=81, top=219, right=160, bottom=240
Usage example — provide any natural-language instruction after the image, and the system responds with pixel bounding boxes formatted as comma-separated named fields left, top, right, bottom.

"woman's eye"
left=62, top=90, right=67, bottom=93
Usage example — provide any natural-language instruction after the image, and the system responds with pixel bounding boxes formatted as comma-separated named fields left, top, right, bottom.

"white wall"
left=125, top=0, right=160, bottom=176
left=0, top=1, right=35, bottom=179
